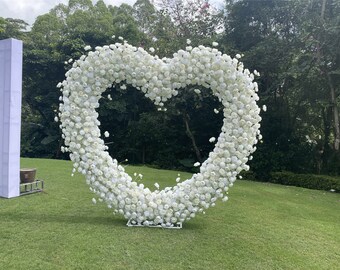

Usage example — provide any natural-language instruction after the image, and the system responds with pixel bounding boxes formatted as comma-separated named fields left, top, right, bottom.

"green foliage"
left=270, top=171, right=340, bottom=193
left=20, top=0, right=126, bottom=159
left=158, top=0, right=223, bottom=38
left=0, top=17, right=28, bottom=39
left=5, top=0, right=339, bottom=177
left=0, top=17, right=5, bottom=33
left=133, top=0, right=158, bottom=34
left=110, top=4, right=147, bottom=44
left=98, top=85, right=222, bottom=170
left=224, top=0, right=340, bottom=175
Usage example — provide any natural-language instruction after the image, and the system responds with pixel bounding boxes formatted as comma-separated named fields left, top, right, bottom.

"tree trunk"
left=319, top=0, right=340, bottom=151
left=327, top=73, right=340, bottom=151
left=182, top=113, right=203, bottom=163
left=320, top=107, right=332, bottom=172
left=142, top=145, right=146, bottom=164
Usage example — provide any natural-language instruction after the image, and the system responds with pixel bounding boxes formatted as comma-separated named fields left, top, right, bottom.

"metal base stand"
left=127, top=219, right=182, bottom=229
left=20, top=180, right=44, bottom=196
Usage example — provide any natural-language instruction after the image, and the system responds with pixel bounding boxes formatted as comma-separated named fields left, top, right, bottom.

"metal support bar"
left=20, top=179, right=44, bottom=196
left=127, top=219, right=182, bottom=229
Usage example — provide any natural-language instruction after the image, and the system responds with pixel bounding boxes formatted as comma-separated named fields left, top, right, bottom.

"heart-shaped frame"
left=58, top=42, right=261, bottom=227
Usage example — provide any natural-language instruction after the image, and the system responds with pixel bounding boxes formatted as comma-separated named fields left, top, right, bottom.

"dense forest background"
left=0, top=0, right=339, bottom=179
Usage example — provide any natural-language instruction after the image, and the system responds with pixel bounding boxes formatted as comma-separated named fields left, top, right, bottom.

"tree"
left=292, top=0, right=340, bottom=173
left=131, top=0, right=225, bottom=164
left=157, top=0, right=223, bottom=37
left=133, top=0, right=158, bottom=35
left=223, top=0, right=340, bottom=175
left=0, top=17, right=5, bottom=34
left=21, top=0, right=121, bottom=158
left=0, top=18, right=28, bottom=39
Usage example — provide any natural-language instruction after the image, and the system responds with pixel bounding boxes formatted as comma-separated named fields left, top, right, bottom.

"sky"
left=0, top=0, right=224, bottom=27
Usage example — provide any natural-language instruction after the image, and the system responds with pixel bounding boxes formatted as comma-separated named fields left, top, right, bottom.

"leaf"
left=178, top=158, right=195, bottom=168
left=41, top=135, right=59, bottom=145
left=329, top=70, right=340, bottom=75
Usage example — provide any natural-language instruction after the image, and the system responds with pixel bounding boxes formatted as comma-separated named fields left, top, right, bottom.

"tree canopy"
left=2, top=0, right=339, bottom=176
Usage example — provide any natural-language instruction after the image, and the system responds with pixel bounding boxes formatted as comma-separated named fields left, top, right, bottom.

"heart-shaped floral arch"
left=58, top=42, right=261, bottom=227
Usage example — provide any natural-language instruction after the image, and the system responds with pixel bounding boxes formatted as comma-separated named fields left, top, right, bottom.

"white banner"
left=0, top=38, right=23, bottom=198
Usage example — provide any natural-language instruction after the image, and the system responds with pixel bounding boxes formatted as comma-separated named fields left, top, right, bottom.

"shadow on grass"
left=2, top=212, right=127, bottom=227
left=2, top=211, right=207, bottom=230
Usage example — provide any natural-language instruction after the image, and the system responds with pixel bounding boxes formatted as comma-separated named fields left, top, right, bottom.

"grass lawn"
left=0, top=158, right=339, bottom=270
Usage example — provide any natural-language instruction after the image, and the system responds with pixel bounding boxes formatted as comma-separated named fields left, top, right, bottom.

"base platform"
left=127, top=219, right=182, bottom=229
left=20, top=180, right=44, bottom=196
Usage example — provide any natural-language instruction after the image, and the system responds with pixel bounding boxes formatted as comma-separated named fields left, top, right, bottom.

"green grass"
left=1, top=158, right=339, bottom=270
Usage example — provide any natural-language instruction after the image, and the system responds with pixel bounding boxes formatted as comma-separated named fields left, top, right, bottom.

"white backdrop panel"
left=0, top=38, right=23, bottom=198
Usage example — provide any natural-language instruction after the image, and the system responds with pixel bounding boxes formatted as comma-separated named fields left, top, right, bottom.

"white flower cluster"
left=58, top=42, right=262, bottom=227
